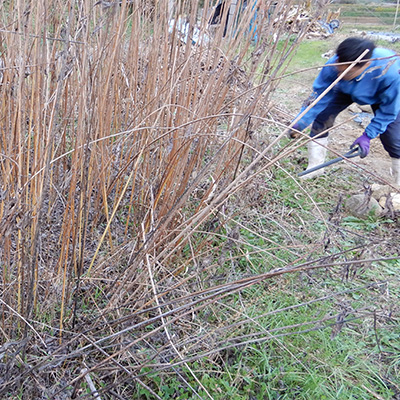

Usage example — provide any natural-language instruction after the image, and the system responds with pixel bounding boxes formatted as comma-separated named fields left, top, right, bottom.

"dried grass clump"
left=0, top=0, right=342, bottom=397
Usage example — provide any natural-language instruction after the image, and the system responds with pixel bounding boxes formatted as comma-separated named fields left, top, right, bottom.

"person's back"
left=288, top=37, right=400, bottom=184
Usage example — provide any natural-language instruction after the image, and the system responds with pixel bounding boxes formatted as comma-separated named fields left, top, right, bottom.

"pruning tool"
left=298, top=146, right=362, bottom=177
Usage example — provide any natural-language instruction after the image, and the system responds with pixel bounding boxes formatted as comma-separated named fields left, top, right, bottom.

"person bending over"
left=289, top=37, right=400, bottom=183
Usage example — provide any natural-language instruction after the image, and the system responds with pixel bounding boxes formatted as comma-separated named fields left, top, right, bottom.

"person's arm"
left=351, top=73, right=400, bottom=158
left=365, top=78, right=400, bottom=139
left=293, top=57, right=338, bottom=131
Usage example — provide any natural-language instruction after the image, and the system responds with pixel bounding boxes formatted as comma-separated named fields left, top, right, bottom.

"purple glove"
left=351, top=132, right=371, bottom=158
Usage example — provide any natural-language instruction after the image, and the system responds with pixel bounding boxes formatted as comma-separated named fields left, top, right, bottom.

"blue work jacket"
left=295, top=48, right=400, bottom=139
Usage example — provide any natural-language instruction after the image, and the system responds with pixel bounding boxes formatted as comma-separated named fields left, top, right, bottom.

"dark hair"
left=336, top=37, right=376, bottom=65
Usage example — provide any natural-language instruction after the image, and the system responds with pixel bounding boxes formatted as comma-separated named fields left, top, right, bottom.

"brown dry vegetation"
left=0, top=1, right=398, bottom=399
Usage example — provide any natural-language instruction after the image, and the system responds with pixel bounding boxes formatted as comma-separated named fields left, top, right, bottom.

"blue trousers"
left=310, top=90, right=400, bottom=159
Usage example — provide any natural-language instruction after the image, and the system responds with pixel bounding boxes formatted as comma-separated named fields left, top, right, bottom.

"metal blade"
left=298, top=146, right=362, bottom=177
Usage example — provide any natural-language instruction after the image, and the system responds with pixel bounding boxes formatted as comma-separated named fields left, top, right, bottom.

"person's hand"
left=351, top=132, right=371, bottom=158
left=286, top=123, right=302, bottom=139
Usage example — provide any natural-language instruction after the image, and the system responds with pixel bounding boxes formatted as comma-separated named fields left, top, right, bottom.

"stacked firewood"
left=273, top=5, right=341, bottom=38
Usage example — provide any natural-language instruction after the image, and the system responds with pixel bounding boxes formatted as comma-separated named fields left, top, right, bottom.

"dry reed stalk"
left=2, top=0, right=381, bottom=397
left=27, top=256, right=394, bottom=398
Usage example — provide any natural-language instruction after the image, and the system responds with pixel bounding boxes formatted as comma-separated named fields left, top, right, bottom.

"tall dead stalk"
left=1, top=0, right=383, bottom=398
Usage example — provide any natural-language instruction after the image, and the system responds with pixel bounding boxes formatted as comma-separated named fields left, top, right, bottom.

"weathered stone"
left=387, top=193, right=400, bottom=211
left=347, top=104, right=372, bottom=114
left=358, top=105, right=373, bottom=113
left=371, top=184, right=391, bottom=200
left=348, top=104, right=362, bottom=113
left=379, top=196, right=387, bottom=209
left=345, top=194, right=382, bottom=218
left=377, top=193, right=400, bottom=211
left=392, top=194, right=400, bottom=211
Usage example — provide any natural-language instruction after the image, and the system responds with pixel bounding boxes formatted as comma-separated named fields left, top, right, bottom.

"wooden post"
left=227, top=0, right=239, bottom=37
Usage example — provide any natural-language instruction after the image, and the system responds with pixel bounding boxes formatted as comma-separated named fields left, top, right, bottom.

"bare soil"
left=329, top=113, right=392, bottom=184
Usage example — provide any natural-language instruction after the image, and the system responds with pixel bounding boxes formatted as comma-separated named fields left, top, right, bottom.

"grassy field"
left=331, top=3, right=399, bottom=27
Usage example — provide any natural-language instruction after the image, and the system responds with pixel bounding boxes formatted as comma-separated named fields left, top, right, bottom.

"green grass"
left=283, top=29, right=400, bottom=77
left=285, top=40, right=335, bottom=74
left=132, top=153, right=400, bottom=399
left=136, top=267, right=400, bottom=399
left=330, top=3, right=399, bottom=26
